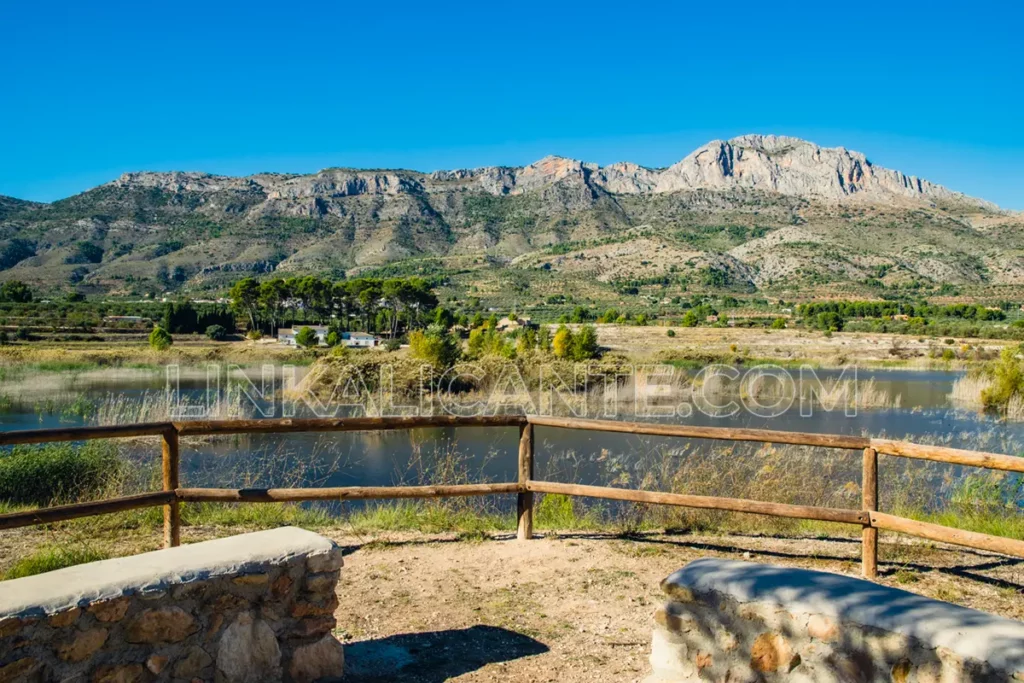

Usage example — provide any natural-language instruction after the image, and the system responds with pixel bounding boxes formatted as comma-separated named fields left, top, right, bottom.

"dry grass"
left=950, top=373, right=989, bottom=409
left=0, top=339, right=305, bottom=367
left=590, top=324, right=1013, bottom=367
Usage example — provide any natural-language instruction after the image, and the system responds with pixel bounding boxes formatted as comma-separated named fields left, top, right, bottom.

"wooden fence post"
left=862, top=446, right=878, bottom=579
left=517, top=423, right=534, bottom=540
left=162, top=428, right=181, bottom=548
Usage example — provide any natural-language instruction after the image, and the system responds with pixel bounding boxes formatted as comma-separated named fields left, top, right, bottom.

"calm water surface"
left=0, top=366, right=1020, bottom=492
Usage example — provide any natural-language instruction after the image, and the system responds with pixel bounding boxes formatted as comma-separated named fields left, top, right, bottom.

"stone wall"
left=647, top=558, right=1024, bottom=683
left=0, top=527, right=345, bottom=683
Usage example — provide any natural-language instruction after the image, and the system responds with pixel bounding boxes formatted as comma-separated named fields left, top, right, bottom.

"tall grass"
left=950, top=349, right=1024, bottom=420
left=4, top=545, right=110, bottom=580
left=0, top=441, right=131, bottom=506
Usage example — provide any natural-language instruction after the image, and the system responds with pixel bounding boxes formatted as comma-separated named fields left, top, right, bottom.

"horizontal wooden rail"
left=0, top=423, right=173, bottom=446
left=527, top=481, right=869, bottom=525
left=869, top=511, right=1024, bottom=559
left=176, top=483, right=520, bottom=502
left=0, top=491, right=175, bottom=530
left=870, top=439, right=1024, bottom=473
left=528, top=416, right=870, bottom=450
left=175, top=415, right=526, bottom=436
left=2, top=415, right=1023, bottom=572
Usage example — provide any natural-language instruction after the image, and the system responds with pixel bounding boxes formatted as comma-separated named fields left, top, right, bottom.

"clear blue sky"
left=1, top=1, right=1021, bottom=209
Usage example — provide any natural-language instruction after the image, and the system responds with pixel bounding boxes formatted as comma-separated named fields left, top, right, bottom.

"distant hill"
left=0, top=134, right=1021, bottom=301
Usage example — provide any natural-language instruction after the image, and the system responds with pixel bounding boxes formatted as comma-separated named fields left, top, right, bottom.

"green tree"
left=516, top=327, right=538, bottom=354
left=0, top=239, right=35, bottom=270
left=205, top=324, right=228, bottom=341
left=537, top=326, right=551, bottom=353
left=0, top=280, right=33, bottom=303
left=570, top=306, right=592, bottom=323
left=295, top=326, right=320, bottom=349
left=409, top=323, right=461, bottom=369
left=258, top=279, right=290, bottom=333
left=681, top=310, right=698, bottom=327
left=571, top=325, right=599, bottom=361
left=229, top=277, right=261, bottom=331
left=981, top=348, right=1024, bottom=414
left=149, top=326, right=172, bottom=351
left=433, top=306, right=456, bottom=329
left=771, top=317, right=787, bottom=329
left=67, top=241, right=104, bottom=265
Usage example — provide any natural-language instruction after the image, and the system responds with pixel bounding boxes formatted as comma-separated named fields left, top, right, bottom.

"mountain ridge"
left=0, top=134, right=1020, bottom=299
left=69, top=134, right=998, bottom=211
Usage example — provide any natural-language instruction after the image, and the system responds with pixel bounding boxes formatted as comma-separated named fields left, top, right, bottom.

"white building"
left=343, top=332, right=378, bottom=348
left=277, top=325, right=329, bottom=347
left=277, top=327, right=378, bottom=348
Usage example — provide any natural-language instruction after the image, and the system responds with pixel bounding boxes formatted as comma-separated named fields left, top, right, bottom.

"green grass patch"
left=346, top=501, right=512, bottom=534
left=894, top=507, right=1024, bottom=541
left=3, top=544, right=110, bottom=580
left=0, top=441, right=126, bottom=506
left=181, top=502, right=334, bottom=529
left=535, top=493, right=603, bottom=530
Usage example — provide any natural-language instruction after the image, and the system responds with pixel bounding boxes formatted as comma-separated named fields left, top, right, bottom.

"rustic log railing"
left=1, top=415, right=1023, bottom=579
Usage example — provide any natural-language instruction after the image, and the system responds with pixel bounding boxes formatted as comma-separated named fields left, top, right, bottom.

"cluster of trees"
left=680, top=303, right=718, bottom=327
left=0, top=280, right=32, bottom=303
left=228, top=275, right=438, bottom=336
left=555, top=305, right=644, bottom=325
left=593, top=308, right=649, bottom=325
left=555, top=306, right=596, bottom=324
left=552, top=325, right=599, bottom=361
left=160, top=301, right=235, bottom=335
left=0, top=240, right=35, bottom=270
left=408, top=314, right=601, bottom=370
left=797, top=300, right=1007, bottom=322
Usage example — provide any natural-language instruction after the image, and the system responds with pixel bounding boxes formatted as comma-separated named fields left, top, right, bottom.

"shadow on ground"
left=343, top=625, right=549, bottom=682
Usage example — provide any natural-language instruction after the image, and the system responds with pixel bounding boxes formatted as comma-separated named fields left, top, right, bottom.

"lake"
left=1, top=364, right=1020, bottom=500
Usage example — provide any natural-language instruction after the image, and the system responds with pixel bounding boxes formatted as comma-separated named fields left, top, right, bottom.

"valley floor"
left=0, top=325, right=1013, bottom=369
left=592, top=324, right=1014, bottom=367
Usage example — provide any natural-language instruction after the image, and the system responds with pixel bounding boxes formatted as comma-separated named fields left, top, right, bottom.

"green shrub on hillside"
left=0, top=280, right=33, bottom=303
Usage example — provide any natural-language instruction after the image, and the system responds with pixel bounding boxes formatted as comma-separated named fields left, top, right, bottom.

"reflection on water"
left=1, top=365, right=1022, bottom=494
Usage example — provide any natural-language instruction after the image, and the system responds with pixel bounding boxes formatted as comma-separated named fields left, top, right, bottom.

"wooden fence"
left=1, top=415, right=1023, bottom=579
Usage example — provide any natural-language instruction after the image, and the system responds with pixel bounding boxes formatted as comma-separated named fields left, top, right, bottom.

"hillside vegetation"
left=0, top=135, right=1021, bottom=308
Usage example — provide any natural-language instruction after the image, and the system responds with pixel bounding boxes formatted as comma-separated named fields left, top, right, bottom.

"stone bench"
left=648, top=558, right=1024, bottom=683
left=0, top=527, right=345, bottom=683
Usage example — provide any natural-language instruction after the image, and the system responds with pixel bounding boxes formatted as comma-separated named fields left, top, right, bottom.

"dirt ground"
left=324, top=530, right=1024, bottom=682
left=0, top=526, right=1021, bottom=680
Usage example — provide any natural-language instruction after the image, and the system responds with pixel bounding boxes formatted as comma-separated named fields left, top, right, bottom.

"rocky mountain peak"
left=86, top=135, right=999, bottom=212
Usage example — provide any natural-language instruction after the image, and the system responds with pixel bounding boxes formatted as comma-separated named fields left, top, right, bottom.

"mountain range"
left=0, top=134, right=1020, bottom=300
